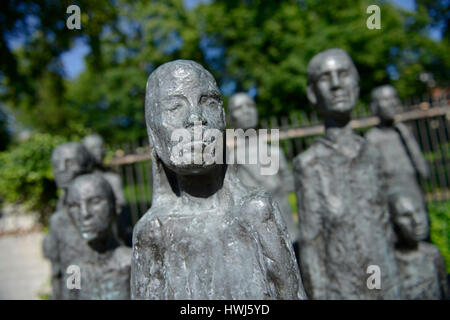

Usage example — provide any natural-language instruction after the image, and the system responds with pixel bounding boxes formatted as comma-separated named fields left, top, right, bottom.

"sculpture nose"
left=81, top=202, right=91, bottom=220
left=187, top=113, right=206, bottom=126
left=331, top=71, right=341, bottom=89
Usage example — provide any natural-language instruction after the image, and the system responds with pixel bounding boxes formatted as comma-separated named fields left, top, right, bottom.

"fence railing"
left=108, top=94, right=450, bottom=224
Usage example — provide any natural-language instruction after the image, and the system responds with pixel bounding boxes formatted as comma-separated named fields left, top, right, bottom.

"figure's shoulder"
left=293, top=142, right=324, bottom=171
left=365, top=126, right=384, bottom=142
left=239, top=190, right=278, bottom=224
left=112, top=246, right=132, bottom=268
left=102, top=170, right=121, bottom=182
left=49, top=210, right=68, bottom=227
left=361, top=135, right=383, bottom=160
left=132, top=208, right=165, bottom=245
left=419, top=242, right=443, bottom=259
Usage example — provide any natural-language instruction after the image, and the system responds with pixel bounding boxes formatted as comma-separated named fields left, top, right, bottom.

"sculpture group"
left=43, top=50, right=448, bottom=300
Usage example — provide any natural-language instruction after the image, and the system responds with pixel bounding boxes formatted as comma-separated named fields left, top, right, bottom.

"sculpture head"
left=145, top=60, right=225, bottom=175
left=390, top=194, right=429, bottom=246
left=228, top=92, right=258, bottom=130
left=370, top=85, right=400, bottom=123
left=307, top=49, right=359, bottom=121
left=51, top=142, right=93, bottom=189
left=67, top=173, right=116, bottom=244
left=82, top=134, right=106, bottom=165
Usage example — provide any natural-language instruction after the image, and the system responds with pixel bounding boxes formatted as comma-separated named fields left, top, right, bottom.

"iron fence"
left=108, top=94, right=450, bottom=225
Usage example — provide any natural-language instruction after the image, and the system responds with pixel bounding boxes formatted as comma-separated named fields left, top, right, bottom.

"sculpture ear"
left=306, top=84, right=317, bottom=105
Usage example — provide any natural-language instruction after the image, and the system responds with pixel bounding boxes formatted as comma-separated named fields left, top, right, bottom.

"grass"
left=428, top=201, right=450, bottom=273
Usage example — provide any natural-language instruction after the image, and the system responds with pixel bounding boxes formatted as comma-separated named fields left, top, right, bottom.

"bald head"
left=144, top=60, right=225, bottom=174
left=51, top=142, right=93, bottom=189
left=67, top=173, right=115, bottom=243
left=306, top=48, right=360, bottom=121
left=370, top=85, right=400, bottom=122
left=307, top=49, right=359, bottom=85
left=228, top=92, right=258, bottom=130
left=82, top=134, right=105, bottom=165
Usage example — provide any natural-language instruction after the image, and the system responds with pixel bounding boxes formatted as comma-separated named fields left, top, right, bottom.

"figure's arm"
left=294, top=157, right=327, bottom=300
left=131, top=217, right=165, bottom=300
left=241, top=194, right=306, bottom=300
left=397, top=123, right=430, bottom=179
left=42, top=220, right=62, bottom=300
left=433, top=248, right=449, bottom=300
left=407, top=132, right=430, bottom=179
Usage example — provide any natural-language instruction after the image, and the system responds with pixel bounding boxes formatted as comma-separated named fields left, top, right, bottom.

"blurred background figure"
left=294, top=49, right=403, bottom=299
left=227, top=93, right=299, bottom=252
left=82, top=134, right=131, bottom=246
left=43, top=142, right=93, bottom=299
left=366, top=85, right=430, bottom=240
left=390, top=192, right=448, bottom=299
left=66, top=173, right=131, bottom=300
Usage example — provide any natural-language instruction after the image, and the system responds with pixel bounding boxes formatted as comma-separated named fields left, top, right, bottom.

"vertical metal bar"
left=427, top=117, right=446, bottom=201
left=290, top=113, right=303, bottom=157
left=415, top=119, right=436, bottom=201
left=281, top=116, right=293, bottom=160
left=436, top=115, right=450, bottom=200
left=131, top=141, right=148, bottom=217
left=123, top=143, right=139, bottom=225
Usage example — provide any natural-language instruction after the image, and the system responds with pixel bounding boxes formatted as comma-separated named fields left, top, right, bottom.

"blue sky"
left=9, top=0, right=443, bottom=80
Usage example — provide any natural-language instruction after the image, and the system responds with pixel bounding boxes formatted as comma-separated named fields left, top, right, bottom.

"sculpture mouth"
left=332, top=96, right=348, bottom=103
left=81, top=225, right=95, bottom=233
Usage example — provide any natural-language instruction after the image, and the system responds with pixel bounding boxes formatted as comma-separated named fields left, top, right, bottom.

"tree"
left=194, top=0, right=449, bottom=119
left=0, top=107, right=10, bottom=151
left=1, top=0, right=448, bottom=144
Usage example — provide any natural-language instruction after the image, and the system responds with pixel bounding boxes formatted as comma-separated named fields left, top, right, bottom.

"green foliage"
left=428, top=200, right=450, bottom=273
left=1, top=0, right=448, bottom=145
left=0, top=133, right=66, bottom=224
left=195, top=0, right=449, bottom=119
left=0, top=108, right=10, bottom=151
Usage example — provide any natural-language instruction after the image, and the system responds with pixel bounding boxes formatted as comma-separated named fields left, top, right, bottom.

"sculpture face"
left=82, top=134, right=106, bottom=165
left=51, top=143, right=91, bottom=189
left=393, top=196, right=428, bottom=243
left=146, top=61, right=225, bottom=175
left=67, top=175, right=114, bottom=243
left=228, top=93, right=258, bottom=130
left=371, top=86, right=400, bottom=122
left=307, top=50, right=359, bottom=119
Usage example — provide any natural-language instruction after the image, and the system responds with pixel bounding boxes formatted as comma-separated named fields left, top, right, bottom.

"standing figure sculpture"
left=66, top=174, right=132, bottom=299
left=366, top=85, right=430, bottom=240
left=227, top=93, right=299, bottom=248
left=42, top=142, right=93, bottom=299
left=131, top=60, right=306, bottom=300
left=389, top=193, right=448, bottom=299
left=82, top=134, right=130, bottom=245
left=293, top=49, right=403, bottom=299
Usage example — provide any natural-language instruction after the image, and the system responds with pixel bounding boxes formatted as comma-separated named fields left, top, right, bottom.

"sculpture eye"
left=200, top=95, right=220, bottom=108
left=69, top=204, right=80, bottom=215
left=91, top=196, right=102, bottom=204
left=339, top=70, right=349, bottom=78
left=168, top=102, right=183, bottom=111
left=319, top=74, right=330, bottom=82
